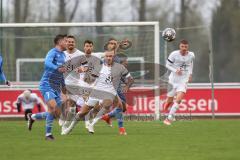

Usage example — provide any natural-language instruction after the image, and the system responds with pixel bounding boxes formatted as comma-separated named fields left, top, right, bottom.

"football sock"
left=115, top=108, right=124, bottom=128
left=168, top=102, right=179, bottom=120
left=32, top=112, right=48, bottom=120
left=45, top=112, right=54, bottom=136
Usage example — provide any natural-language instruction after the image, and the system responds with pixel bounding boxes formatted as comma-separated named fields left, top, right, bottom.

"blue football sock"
left=108, top=108, right=118, bottom=118
left=115, top=108, right=124, bottom=128
left=32, top=112, right=48, bottom=120
left=45, top=112, right=54, bottom=136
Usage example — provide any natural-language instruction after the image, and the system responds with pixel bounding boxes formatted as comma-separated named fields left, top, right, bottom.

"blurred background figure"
left=16, top=89, right=41, bottom=120
left=0, top=53, right=10, bottom=86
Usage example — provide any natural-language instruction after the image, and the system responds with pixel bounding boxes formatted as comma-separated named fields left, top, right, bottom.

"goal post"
left=0, top=22, right=161, bottom=120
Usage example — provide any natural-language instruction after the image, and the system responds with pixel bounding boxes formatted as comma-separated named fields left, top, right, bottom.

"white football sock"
left=91, top=108, right=107, bottom=126
left=168, top=102, right=179, bottom=120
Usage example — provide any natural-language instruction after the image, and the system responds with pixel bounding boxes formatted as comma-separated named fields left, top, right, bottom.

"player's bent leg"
left=28, top=111, right=49, bottom=131
left=62, top=104, right=92, bottom=135
left=163, top=97, right=174, bottom=111
left=102, top=96, right=121, bottom=126
left=89, top=99, right=113, bottom=133
left=62, top=106, right=76, bottom=134
left=59, top=102, right=67, bottom=126
left=165, top=92, right=185, bottom=125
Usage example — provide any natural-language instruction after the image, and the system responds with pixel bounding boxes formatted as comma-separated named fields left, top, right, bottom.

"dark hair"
left=67, top=35, right=76, bottom=39
left=84, top=40, right=93, bottom=46
left=108, top=37, right=117, bottom=42
left=54, top=34, right=66, bottom=45
left=180, top=39, right=189, bottom=45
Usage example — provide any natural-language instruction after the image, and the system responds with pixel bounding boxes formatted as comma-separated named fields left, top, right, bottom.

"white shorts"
left=167, top=82, right=187, bottom=97
left=85, top=90, right=116, bottom=107
left=76, top=96, right=85, bottom=107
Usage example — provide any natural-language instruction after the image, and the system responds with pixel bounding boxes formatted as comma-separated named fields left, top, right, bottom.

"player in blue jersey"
left=27, top=34, right=67, bottom=140
left=0, top=54, right=10, bottom=86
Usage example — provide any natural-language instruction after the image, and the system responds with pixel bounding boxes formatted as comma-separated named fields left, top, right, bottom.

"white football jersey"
left=93, top=62, right=130, bottom=94
left=64, top=49, right=84, bottom=61
left=64, top=49, right=87, bottom=72
left=93, top=64, right=116, bottom=94
left=166, top=50, right=195, bottom=83
left=92, top=52, right=105, bottom=59
left=17, top=93, right=40, bottom=110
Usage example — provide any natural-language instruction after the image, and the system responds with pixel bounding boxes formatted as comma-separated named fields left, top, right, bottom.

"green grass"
left=0, top=120, right=240, bottom=160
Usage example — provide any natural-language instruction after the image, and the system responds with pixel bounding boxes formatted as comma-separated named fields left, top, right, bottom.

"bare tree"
left=180, top=0, right=186, bottom=28
left=96, top=0, right=104, bottom=22
left=57, top=0, right=80, bottom=33
left=139, top=0, right=146, bottom=21
left=57, top=0, right=66, bottom=22
left=95, top=0, right=104, bottom=50
left=14, top=0, right=30, bottom=58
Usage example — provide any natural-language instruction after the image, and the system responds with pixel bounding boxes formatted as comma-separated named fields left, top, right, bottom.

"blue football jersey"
left=39, top=48, right=66, bottom=92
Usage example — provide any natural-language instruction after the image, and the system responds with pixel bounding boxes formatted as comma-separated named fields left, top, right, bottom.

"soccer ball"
left=162, top=28, right=176, bottom=42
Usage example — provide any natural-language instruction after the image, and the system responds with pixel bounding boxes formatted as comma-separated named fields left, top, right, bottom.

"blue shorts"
left=39, top=86, right=62, bottom=107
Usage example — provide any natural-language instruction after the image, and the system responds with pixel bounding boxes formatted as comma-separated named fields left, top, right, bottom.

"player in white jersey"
left=17, top=89, right=41, bottom=120
left=97, top=38, right=134, bottom=135
left=61, top=39, right=102, bottom=134
left=62, top=49, right=132, bottom=135
left=59, top=35, right=88, bottom=129
left=163, top=39, right=195, bottom=125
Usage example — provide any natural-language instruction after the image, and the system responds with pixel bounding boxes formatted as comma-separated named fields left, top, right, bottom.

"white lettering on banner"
left=149, top=99, right=156, bottom=112
left=0, top=100, right=18, bottom=113
left=131, top=96, right=218, bottom=112
left=133, top=96, right=156, bottom=112
left=3, top=101, right=11, bottom=113
left=179, top=99, right=218, bottom=111
left=13, top=101, right=18, bottom=112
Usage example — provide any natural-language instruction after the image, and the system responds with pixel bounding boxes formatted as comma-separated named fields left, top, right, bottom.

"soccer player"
left=76, top=40, right=103, bottom=129
left=86, top=48, right=133, bottom=134
left=100, top=38, right=134, bottom=135
left=16, top=89, right=41, bottom=120
left=62, top=39, right=103, bottom=133
left=0, top=54, right=10, bottom=86
left=62, top=49, right=132, bottom=135
left=163, top=39, right=195, bottom=125
left=59, top=35, right=86, bottom=126
left=27, top=34, right=68, bottom=140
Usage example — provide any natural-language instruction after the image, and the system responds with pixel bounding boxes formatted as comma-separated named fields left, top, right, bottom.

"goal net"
left=0, top=23, right=215, bottom=120
left=0, top=22, right=162, bottom=119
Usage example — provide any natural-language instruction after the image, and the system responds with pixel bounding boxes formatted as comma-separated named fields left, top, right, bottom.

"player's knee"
left=102, top=99, right=113, bottom=109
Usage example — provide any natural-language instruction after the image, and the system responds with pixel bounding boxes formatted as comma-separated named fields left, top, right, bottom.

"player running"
left=163, top=39, right=195, bottom=125
left=59, top=35, right=87, bottom=130
left=16, top=89, right=42, bottom=120
left=27, top=34, right=68, bottom=140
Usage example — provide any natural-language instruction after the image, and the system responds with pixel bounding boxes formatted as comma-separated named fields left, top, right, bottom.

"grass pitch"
left=0, top=119, right=239, bottom=160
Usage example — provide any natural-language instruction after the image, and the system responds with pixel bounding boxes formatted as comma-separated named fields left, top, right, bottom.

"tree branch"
left=69, top=0, right=79, bottom=22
